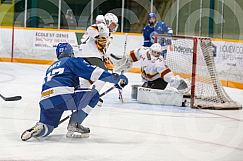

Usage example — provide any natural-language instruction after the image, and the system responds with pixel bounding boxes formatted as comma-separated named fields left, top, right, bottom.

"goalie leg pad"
left=142, top=78, right=168, bottom=90
left=137, top=87, right=184, bottom=106
left=131, top=84, right=142, bottom=100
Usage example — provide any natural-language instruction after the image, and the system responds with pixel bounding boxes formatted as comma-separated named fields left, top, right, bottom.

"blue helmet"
left=56, top=43, right=74, bottom=59
left=148, top=12, right=156, bottom=19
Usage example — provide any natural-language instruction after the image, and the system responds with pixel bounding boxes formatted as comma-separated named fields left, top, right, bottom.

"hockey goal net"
left=155, top=35, right=242, bottom=110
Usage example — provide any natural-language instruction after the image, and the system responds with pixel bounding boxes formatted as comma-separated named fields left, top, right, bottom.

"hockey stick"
left=59, top=113, right=71, bottom=125
left=110, top=53, right=123, bottom=60
left=0, top=94, right=22, bottom=101
left=123, top=33, right=128, bottom=56
left=59, top=85, right=117, bottom=125
left=118, top=89, right=124, bottom=103
left=118, top=34, right=128, bottom=103
left=118, top=71, right=124, bottom=103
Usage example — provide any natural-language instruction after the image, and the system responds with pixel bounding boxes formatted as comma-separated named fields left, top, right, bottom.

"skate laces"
left=32, top=123, right=43, bottom=135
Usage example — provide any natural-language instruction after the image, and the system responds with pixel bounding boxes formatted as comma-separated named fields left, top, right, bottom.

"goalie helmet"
left=104, top=13, right=118, bottom=32
left=150, top=43, right=163, bottom=57
left=56, top=43, right=74, bottom=59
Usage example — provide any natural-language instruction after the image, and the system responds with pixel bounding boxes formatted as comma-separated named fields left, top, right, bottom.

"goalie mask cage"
left=155, top=35, right=242, bottom=110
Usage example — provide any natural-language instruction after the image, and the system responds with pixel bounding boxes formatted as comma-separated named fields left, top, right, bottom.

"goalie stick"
left=59, top=85, right=117, bottom=125
left=118, top=34, right=128, bottom=103
left=0, top=94, right=22, bottom=101
left=110, top=53, right=122, bottom=60
left=118, top=71, right=124, bottom=103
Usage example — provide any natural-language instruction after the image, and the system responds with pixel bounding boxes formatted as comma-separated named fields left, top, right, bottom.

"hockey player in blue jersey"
left=21, top=43, right=128, bottom=141
left=143, top=12, right=173, bottom=58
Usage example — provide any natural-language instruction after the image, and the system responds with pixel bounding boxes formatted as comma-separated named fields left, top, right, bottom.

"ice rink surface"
left=0, top=62, right=243, bottom=161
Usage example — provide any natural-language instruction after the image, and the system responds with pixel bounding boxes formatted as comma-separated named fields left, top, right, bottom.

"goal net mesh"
left=156, top=35, right=242, bottom=110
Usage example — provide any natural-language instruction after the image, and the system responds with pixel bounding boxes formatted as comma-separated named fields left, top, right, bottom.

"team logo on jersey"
left=41, top=89, right=54, bottom=97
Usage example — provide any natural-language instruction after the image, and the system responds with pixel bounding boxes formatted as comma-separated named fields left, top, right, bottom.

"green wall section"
left=209, top=0, right=215, bottom=37
left=0, top=0, right=14, bottom=26
left=75, top=32, right=84, bottom=45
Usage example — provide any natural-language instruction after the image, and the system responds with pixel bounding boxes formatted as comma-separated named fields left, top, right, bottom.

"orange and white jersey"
left=77, top=23, right=110, bottom=59
left=128, top=47, right=174, bottom=82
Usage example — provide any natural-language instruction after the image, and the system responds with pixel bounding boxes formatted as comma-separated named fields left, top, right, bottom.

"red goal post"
left=154, top=34, right=242, bottom=110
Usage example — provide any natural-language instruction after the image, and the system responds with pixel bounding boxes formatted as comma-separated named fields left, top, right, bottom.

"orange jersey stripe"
left=160, top=68, right=171, bottom=77
left=90, top=25, right=99, bottom=31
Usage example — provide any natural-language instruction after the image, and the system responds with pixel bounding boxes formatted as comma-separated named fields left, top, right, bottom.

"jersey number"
left=46, top=68, right=64, bottom=82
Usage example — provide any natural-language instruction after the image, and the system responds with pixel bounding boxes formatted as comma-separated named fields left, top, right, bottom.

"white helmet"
left=96, top=15, right=105, bottom=24
left=150, top=43, right=163, bottom=58
left=151, top=43, right=163, bottom=52
left=104, top=13, right=118, bottom=32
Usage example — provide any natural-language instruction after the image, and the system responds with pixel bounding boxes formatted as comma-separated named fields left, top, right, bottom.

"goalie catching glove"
left=110, top=53, right=133, bottom=73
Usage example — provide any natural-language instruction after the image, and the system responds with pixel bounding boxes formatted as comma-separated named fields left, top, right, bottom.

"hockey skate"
left=66, top=122, right=90, bottom=138
left=21, top=122, right=44, bottom=141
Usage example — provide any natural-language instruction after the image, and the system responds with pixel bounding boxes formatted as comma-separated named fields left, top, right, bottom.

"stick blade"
left=4, top=96, right=22, bottom=101
left=110, top=53, right=123, bottom=60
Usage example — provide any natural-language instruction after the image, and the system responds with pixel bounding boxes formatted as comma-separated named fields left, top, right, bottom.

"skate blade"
left=21, top=130, right=33, bottom=141
left=66, top=131, right=90, bottom=138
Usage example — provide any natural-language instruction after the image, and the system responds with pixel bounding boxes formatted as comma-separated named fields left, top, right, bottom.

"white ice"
left=0, top=62, right=243, bottom=161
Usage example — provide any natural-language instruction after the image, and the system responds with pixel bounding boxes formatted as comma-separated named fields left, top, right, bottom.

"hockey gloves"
left=110, top=54, right=133, bottom=73
left=96, top=36, right=107, bottom=52
left=115, top=74, right=128, bottom=89
left=104, top=56, right=114, bottom=70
